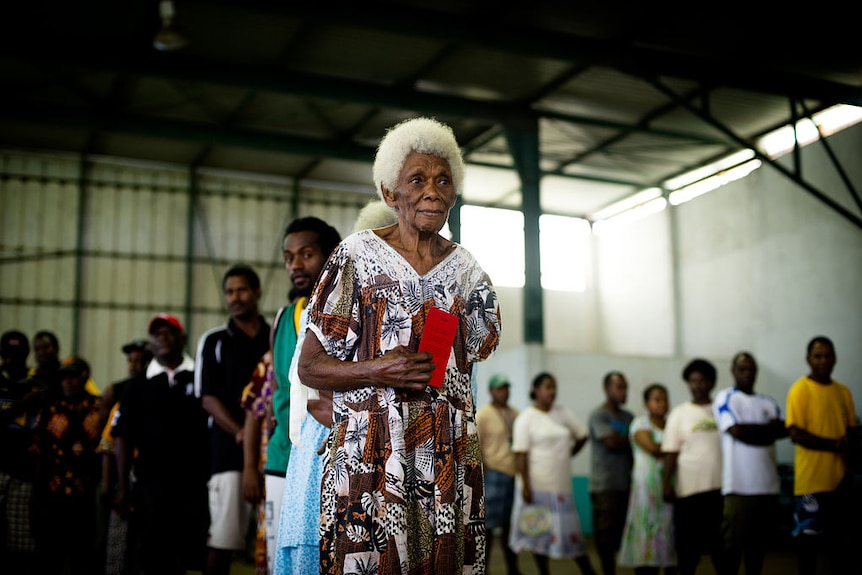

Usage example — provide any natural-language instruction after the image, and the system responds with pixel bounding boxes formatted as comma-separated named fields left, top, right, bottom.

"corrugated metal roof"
left=2, top=1, right=860, bottom=220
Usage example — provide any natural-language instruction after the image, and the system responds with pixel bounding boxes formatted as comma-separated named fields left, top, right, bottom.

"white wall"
left=478, top=122, right=862, bottom=469
left=2, top=123, right=861, bottom=454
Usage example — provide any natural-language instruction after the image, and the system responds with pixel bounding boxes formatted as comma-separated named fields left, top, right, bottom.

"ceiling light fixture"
left=153, top=0, right=188, bottom=52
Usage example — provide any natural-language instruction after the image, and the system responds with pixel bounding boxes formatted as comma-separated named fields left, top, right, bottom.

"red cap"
left=148, top=313, right=185, bottom=335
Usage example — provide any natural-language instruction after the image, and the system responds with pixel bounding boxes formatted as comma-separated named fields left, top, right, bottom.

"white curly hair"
left=352, top=199, right=398, bottom=232
left=372, top=116, right=465, bottom=201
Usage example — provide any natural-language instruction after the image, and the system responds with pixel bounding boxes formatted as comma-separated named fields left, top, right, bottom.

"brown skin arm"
left=97, top=384, right=116, bottom=432
left=202, top=395, right=244, bottom=443
left=308, top=390, right=333, bottom=428
left=297, top=334, right=433, bottom=393
left=729, top=419, right=789, bottom=446
left=662, top=451, right=678, bottom=503
left=114, top=436, right=132, bottom=518
left=515, top=451, right=532, bottom=504
left=634, top=429, right=662, bottom=457
left=788, top=425, right=845, bottom=453
left=242, top=414, right=263, bottom=504
left=101, top=453, right=113, bottom=497
left=572, top=435, right=588, bottom=456
left=600, top=431, right=629, bottom=451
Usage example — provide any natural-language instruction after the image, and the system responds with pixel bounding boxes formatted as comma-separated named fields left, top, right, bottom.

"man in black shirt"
left=114, top=313, right=210, bottom=575
left=195, top=265, right=270, bottom=575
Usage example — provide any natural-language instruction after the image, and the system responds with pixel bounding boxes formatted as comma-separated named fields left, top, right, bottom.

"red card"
left=418, top=307, right=459, bottom=388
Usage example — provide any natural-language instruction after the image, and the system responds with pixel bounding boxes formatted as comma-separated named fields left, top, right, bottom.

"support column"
left=504, top=117, right=544, bottom=344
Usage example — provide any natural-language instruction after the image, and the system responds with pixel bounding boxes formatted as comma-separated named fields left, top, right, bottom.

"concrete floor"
left=224, top=536, right=839, bottom=575
left=485, top=536, right=803, bottom=575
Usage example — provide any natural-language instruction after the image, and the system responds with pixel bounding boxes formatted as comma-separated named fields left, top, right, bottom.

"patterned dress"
left=307, top=230, right=501, bottom=575
left=617, top=415, right=676, bottom=568
left=241, top=352, right=274, bottom=575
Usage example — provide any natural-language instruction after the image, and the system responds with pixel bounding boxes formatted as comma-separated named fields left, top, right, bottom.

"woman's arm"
left=241, top=415, right=262, bottom=504
left=662, top=451, right=678, bottom=503
left=297, top=334, right=435, bottom=393
left=515, top=451, right=531, bottom=504
left=634, top=428, right=662, bottom=457
left=571, top=435, right=588, bottom=456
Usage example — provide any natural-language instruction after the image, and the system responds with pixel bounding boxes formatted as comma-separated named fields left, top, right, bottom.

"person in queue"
left=296, top=116, right=502, bottom=575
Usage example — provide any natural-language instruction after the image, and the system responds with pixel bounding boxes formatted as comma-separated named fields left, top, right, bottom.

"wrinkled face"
left=645, top=387, right=669, bottom=418
left=283, top=230, right=327, bottom=298
left=149, top=324, right=185, bottom=365
left=382, top=152, right=456, bottom=235
left=731, top=355, right=758, bottom=392
left=807, top=341, right=836, bottom=382
left=223, top=275, right=261, bottom=321
left=686, top=370, right=714, bottom=403
left=605, top=374, right=628, bottom=405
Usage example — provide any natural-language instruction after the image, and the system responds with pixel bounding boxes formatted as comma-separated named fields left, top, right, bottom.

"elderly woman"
left=297, top=117, right=501, bottom=575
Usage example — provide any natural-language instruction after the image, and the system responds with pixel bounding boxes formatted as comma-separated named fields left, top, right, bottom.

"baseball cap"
left=147, top=313, right=185, bottom=335
left=121, top=338, right=149, bottom=355
left=488, top=374, right=511, bottom=389
left=1, top=330, right=30, bottom=356
left=58, top=355, right=90, bottom=378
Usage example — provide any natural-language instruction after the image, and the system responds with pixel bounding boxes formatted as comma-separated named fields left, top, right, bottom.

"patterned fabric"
left=241, top=351, right=274, bottom=575
left=273, top=414, right=330, bottom=575
left=103, top=509, right=129, bottom=575
left=618, top=415, right=676, bottom=567
left=308, top=230, right=501, bottom=575
left=0, top=473, right=36, bottom=552
left=35, top=393, right=102, bottom=499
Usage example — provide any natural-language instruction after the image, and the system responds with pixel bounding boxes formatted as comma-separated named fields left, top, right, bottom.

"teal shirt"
left=265, top=300, right=301, bottom=474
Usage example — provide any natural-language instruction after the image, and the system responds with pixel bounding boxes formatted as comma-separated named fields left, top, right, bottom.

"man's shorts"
left=207, top=471, right=252, bottom=550
left=792, top=488, right=849, bottom=538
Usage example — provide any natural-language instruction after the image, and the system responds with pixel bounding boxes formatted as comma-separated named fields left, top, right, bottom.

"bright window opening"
left=540, top=214, right=590, bottom=292
left=459, top=206, right=591, bottom=291
left=460, top=205, right=524, bottom=287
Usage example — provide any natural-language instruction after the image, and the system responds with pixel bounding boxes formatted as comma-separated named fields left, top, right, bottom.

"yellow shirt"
left=476, top=403, right=518, bottom=476
left=86, top=377, right=101, bottom=396
left=786, top=376, right=856, bottom=494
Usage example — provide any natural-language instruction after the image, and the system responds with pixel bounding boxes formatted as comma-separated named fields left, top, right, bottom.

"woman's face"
left=533, top=376, right=557, bottom=409
left=686, top=370, right=714, bottom=403
left=383, top=152, right=456, bottom=235
left=645, top=387, right=669, bottom=418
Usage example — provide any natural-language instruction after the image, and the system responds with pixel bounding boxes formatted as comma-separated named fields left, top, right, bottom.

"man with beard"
left=241, top=216, right=342, bottom=575
left=196, top=265, right=271, bottom=575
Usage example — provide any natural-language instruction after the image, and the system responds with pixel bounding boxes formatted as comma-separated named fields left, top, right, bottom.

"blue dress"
left=273, top=413, right=329, bottom=575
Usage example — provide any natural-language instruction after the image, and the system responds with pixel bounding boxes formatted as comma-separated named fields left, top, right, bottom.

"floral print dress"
left=617, top=415, right=676, bottom=567
left=307, top=230, right=501, bottom=575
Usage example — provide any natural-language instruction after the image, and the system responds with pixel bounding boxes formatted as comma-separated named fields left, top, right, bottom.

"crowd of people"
left=477, top=338, right=860, bottom=575
left=1, top=115, right=859, bottom=575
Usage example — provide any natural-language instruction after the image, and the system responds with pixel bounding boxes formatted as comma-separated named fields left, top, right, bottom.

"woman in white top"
left=509, top=372, right=598, bottom=575
left=661, top=359, right=723, bottom=575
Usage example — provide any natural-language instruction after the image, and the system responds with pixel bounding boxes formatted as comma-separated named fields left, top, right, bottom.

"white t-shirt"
left=512, top=405, right=587, bottom=493
left=713, top=387, right=781, bottom=495
left=662, top=401, right=721, bottom=498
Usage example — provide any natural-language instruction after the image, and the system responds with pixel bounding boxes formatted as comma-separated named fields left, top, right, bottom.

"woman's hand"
left=299, top=335, right=434, bottom=393
left=374, top=346, right=434, bottom=399
left=521, top=483, right=533, bottom=504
